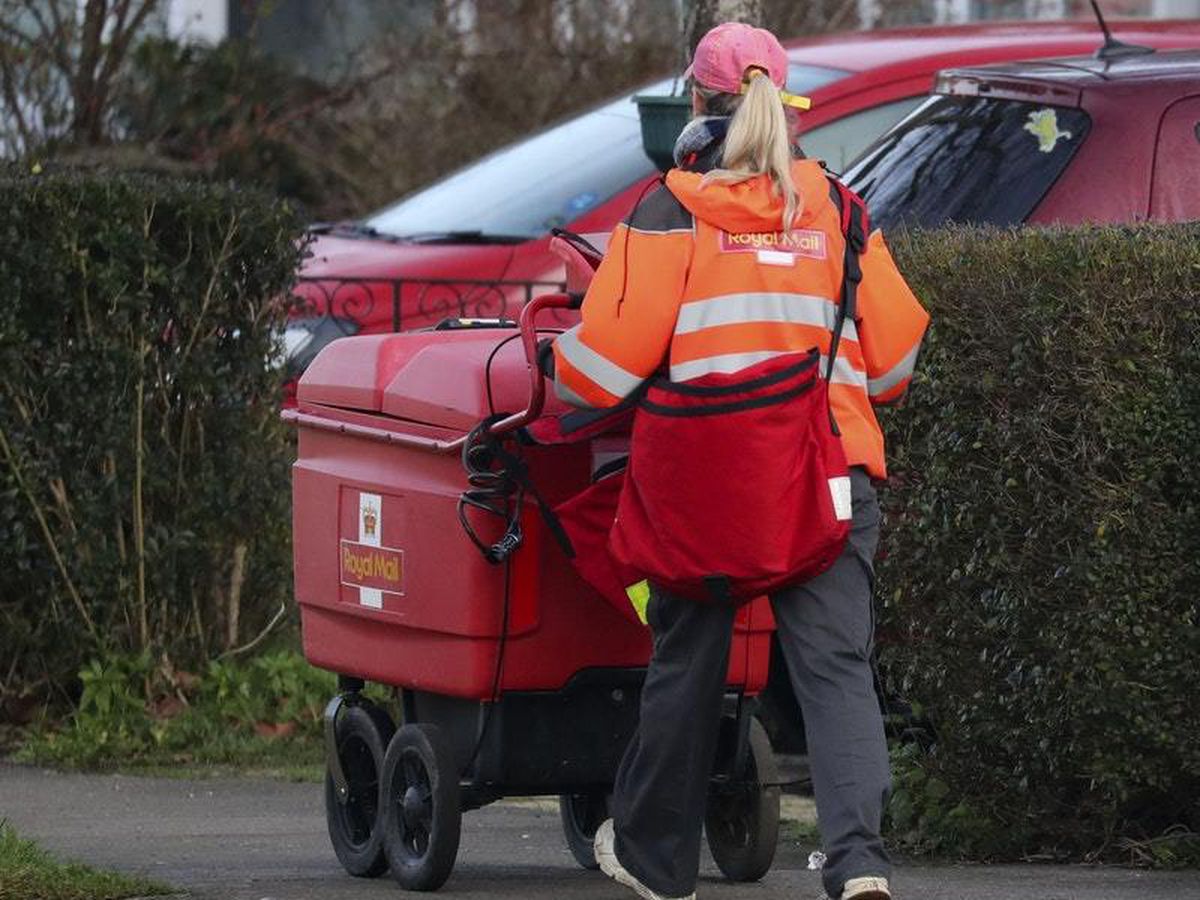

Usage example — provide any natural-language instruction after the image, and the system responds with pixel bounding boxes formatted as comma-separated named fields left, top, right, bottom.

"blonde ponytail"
left=701, top=72, right=801, bottom=229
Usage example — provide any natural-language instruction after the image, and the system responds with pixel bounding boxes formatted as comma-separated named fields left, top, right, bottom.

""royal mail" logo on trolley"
left=341, top=490, right=404, bottom=609
left=719, top=228, right=828, bottom=260
left=339, top=540, right=404, bottom=594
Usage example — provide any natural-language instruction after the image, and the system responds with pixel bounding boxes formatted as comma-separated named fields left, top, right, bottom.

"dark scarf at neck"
left=672, top=116, right=729, bottom=171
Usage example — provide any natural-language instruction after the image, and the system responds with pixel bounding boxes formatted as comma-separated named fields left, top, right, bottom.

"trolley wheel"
left=705, top=716, right=780, bottom=882
left=324, top=701, right=396, bottom=878
left=558, top=791, right=610, bottom=869
left=380, top=723, right=462, bottom=891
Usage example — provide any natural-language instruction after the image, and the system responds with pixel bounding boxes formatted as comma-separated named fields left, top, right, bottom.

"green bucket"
left=633, top=95, right=693, bottom=172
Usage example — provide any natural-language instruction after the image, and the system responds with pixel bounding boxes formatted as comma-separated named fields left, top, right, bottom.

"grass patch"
left=119, top=759, right=324, bottom=783
left=779, top=794, right=822, bottom=851
left=0, top=822, right=171, bottom=900
left=14, top=736, right=326, bottom=784
left=779, top=817, right=821, bottom=848
left=16, top=711, right=328, bottom=781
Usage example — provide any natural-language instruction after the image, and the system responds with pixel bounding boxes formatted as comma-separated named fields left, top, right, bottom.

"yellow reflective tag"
left=625, top=580, right=651, bottom=626
left=780, top=91, right=812, bottom=111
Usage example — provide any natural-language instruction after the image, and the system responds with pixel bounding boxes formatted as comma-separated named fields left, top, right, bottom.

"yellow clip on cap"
left=780, top=90, right=812, bottom=110
left=739, top=71, right=812, bottom=111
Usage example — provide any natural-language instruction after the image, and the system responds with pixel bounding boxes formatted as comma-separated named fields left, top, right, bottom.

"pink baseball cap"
left=684, top=22, right=789, bottom=94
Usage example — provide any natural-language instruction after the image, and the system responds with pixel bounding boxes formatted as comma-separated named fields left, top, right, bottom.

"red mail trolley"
left=285, top=241, right=781, bottom=891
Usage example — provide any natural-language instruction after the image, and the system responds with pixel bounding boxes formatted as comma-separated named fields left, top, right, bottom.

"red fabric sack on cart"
left=554, top=468, right=645, bottom=624
left=609, top=349, right=852, bottom=604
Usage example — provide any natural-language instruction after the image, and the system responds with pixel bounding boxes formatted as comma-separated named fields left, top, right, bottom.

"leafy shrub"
left=877, top=225, right=1200, bottom=862
left=20, top=649, right=338, bottom=772
left=0, top=169, right=304, bottom=699
left=198, top=649, right=335, bottom=733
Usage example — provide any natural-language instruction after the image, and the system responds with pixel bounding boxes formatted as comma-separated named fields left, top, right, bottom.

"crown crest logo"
left=362, top=503, right=378, bottom=537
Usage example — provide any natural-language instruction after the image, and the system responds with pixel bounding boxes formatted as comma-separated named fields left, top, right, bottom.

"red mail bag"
left=608, top=350, right=851, bottom=603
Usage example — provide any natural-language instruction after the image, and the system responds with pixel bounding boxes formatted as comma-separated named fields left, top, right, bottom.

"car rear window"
left=365, top=64, right=849, bottom=240
left=844, top=95, right=1092, bottom=232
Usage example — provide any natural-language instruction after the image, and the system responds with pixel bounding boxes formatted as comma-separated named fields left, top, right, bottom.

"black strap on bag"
left=825, top=177, right=870, bottom=385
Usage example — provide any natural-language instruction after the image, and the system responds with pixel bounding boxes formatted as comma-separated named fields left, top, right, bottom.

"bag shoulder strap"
left=825, top=176, right=870, bottom=383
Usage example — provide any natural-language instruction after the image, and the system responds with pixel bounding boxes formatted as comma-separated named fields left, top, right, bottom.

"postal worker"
left=551, top=22, right=929, bottom=900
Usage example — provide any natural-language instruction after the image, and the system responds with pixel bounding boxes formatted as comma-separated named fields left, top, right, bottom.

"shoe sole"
left=598, top=850, right=689, bottom=900
left=596, top=842, right=641, bottom=897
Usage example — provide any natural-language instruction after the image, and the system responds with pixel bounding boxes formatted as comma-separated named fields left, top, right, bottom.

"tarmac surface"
left=2, top=762, right=1198, bottom=900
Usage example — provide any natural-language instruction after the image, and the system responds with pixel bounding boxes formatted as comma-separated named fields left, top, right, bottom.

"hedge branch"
left=133, top=345, right=148, bottom=652
left=105, top=452, right=128, bottom=565
left=1, top=655, right=18, bottom=695
left=0, top=420, right=98, bottom=642
left=181, top=214, right=238, bottom=366
left=226, top=542, right=247, bottom=650
left=47, top=476, right=78, bottom=537
left=218, top=602, right=287, bottom=661
left=71, top=228, right=95, bottom=339
left=132, top=206, right=154, bottom=652
left=190, top=584, right=208, bottom=659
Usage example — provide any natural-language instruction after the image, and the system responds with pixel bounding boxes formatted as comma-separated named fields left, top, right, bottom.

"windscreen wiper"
left=306, top=221, right=401, bottom=242
left=399, top=230, right=529, bottom=245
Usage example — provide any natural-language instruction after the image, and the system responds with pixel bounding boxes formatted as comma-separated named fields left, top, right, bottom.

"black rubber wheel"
left=380, top=723, right=462, bottom=891
left=705, top=715, right=780, bottom=882
left=324, top=700, right=396, bottom=878
left=558, top=791, right=610, bottom=869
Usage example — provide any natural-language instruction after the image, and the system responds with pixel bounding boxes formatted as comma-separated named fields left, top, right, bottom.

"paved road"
left=2, top=763, right=1197, bottom=900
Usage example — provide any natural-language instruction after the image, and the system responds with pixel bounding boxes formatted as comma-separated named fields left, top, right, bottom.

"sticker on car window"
left=1024, top=109, right=1073, bottom=154
left=566, top=191, right=600, bottom=215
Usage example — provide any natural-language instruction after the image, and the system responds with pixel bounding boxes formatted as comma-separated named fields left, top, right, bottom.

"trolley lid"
left=297, top=328, right=571, bottom=430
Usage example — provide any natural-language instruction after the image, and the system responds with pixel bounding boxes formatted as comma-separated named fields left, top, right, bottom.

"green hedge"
left=878, top=225, right=1200, bottom=862
left=0, top=170, right=303, bottom=695
left=5, top=172, right=1197, bottom=861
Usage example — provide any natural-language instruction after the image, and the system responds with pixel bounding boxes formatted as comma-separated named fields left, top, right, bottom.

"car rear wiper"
left=398, top=230, right=529, bottom=245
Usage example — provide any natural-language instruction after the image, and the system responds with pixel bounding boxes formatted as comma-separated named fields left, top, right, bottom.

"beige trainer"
left=841, top=875, right=891, bottom=899
left=593, top=819, right=696, bottom=900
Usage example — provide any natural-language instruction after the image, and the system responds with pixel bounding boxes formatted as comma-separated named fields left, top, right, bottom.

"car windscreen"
left=364, top=64, right=849, bottom=240
left=844, top=95, right=1092, bottom=232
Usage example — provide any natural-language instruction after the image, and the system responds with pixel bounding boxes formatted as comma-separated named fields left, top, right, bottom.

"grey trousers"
left=611, top=468, right=891, bottom=899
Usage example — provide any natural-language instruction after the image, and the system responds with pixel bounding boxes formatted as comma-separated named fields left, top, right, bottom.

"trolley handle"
left=483, top=291, right=579, bottom=439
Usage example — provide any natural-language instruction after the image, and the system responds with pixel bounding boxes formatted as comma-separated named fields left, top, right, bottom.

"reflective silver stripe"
left=820, top=355, right=869, bottom=388
left=670, top=350, right=867, bottom=387
left=868, top=343, right=921, bottom=397
left=555, top=327, right=645, bottom=400
left=553, top=378, right=594, bottom=409
left=675, top=292, right=858, bottom=343
left=670, top=350, right=787, bottom=382
left=627, top=225, right=694, bottom=236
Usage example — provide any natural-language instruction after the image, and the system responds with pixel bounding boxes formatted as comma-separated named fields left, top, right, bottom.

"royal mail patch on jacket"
left=720, top=228, right=828, bottom=265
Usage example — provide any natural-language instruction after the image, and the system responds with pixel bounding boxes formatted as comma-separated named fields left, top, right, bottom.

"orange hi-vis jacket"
left=552, top=158, right=929, bottom=480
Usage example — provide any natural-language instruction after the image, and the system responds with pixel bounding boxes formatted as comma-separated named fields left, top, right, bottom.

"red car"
left=286, top=20, right=1200, bottom=375
left=846, top=48, right=1200, bottom=228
